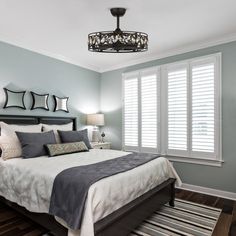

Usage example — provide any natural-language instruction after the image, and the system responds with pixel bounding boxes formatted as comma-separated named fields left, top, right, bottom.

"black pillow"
left=16, top=130, right=56, bottom=158
left=58, top=129, right=92, bottom=149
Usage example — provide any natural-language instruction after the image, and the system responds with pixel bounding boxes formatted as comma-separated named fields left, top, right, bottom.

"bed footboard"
left=94, top=178, right=176, bottom=236
left=0, top=178, right=175, bottom=236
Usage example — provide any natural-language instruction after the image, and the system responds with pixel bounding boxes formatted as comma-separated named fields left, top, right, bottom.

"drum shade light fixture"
left=88, top=8, right=148, bottom=53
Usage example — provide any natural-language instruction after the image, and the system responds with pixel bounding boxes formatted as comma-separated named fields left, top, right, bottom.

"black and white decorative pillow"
left=46, top=141, right=89, bottom=157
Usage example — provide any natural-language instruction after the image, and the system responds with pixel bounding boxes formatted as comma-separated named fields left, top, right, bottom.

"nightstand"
left=91, top=142, right=111, bottom=149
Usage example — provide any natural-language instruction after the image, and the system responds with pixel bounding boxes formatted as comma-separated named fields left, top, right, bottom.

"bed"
left=0, top=115, right=181, bottom=236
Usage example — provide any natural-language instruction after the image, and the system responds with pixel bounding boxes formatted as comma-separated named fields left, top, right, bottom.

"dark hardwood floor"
left=0, top=201, right=48, bottom=236
left=0, top=189, right=235, bottom=236
left=175, top=189, right=236, bottom=236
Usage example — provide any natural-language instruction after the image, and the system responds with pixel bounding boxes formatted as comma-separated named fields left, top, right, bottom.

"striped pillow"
left=46, top=141, right=88, bottom=157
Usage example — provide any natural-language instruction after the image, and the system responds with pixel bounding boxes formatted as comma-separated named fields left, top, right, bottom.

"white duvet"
left=0, top=149, right=181, bottom=236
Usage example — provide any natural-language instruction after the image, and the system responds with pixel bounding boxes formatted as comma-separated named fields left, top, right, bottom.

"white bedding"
left=0, top=149, right=181, bottom=236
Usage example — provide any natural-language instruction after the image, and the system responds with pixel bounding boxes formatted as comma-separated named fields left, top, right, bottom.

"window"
left=122, top=53, right=221, bottom=165
left=123, top=68, right=160, bottom=153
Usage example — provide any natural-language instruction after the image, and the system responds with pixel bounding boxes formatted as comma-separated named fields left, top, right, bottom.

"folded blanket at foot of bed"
left=49, top=152, right=160, bottom=230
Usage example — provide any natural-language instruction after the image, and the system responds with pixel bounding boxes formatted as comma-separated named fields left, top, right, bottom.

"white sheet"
left=0, top=149, right=181, bottom=236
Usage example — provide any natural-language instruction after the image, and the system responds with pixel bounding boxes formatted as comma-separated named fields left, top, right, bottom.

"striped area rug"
left=131, top=198, right=221, bottom=236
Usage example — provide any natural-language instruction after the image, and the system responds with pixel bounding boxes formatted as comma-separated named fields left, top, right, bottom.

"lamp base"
left=92, top=130, right=100, bottom=142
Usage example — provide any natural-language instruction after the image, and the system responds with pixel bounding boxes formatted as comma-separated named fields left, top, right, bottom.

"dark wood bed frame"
left=0, top=115, right=176, bottom=236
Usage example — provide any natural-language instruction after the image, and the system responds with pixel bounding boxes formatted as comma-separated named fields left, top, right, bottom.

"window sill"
left=165, top=155, right=224, bottom=167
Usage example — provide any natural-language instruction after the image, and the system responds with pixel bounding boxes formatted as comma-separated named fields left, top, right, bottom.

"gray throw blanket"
left=49, top=152, right=160, bottom=230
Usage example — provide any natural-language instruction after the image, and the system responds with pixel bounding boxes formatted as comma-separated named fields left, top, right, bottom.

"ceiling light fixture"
left=88, top=8, right=148, bottom=53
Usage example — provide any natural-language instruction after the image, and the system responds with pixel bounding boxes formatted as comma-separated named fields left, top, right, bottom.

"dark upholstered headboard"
left=0, top=115, right=77, bottom=130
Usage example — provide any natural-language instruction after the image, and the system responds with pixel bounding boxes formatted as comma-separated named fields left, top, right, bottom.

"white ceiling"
left=0, top=0, right=236, bottom=72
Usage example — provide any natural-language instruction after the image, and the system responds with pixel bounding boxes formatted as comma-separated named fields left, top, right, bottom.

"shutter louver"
left=141, top=73, right=158, bottom=149
left=123, top=77, right=139, bottom=148
left=192, top=63, right=215, bottom=153
left=168, top=68, right=188, bottom=152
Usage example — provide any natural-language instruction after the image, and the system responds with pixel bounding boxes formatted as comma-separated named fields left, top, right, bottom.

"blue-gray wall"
left=0, top=41, right=101, bottom=128
left=100, top=41, right=236, bottom=193
left=1, top=39, right=236, bottom=193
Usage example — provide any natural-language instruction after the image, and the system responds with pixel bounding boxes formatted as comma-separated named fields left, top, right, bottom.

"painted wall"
left=0, top=41, right=100, bottom=129
left=100, top=41, right=236, bottom=193
left=1, top=38, right=236, bottom=193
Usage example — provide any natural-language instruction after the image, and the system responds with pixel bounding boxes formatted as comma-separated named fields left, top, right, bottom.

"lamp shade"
left=87, top=113, right=104, bottom=126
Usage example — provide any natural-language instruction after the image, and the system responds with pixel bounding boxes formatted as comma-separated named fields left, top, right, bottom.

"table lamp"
left=87, top=113, right=104, bottom=142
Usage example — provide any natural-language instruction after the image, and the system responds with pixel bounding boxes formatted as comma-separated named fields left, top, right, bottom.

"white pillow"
left=41, top=122, right=73, bottom=143
left=0, top=122, right=42, bottom=160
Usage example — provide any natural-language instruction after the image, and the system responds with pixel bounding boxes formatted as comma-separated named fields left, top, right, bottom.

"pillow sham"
left=41, top=122, right=73, bottom=143
left=46, top=141, right=89, bottom=157
left=16, top=130, right=56, bottom=159
left=0, top=122, right=42, bottom=160
left=58, top=129, right=92, bottom=149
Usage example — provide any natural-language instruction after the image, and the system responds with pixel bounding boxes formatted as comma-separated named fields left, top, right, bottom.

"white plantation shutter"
left=123, top=68, right=160, bottom=152
left=167, top=66, right=188, bottom=155
left=122, top=53, right=221, bottom=162
left=191, top=59, right=218, bottom=158
left=123, top=74, right=139, bottom=150
left=140, top=70, right=159, bottom=152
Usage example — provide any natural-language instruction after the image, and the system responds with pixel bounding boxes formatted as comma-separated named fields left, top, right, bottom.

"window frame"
left=122, top=53, right=222, bottom=166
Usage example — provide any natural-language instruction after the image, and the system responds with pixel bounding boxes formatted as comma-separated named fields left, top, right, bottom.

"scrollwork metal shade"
left=88, top=8, right=148, bottom=53
left=88, top=31, right=148, bottom=53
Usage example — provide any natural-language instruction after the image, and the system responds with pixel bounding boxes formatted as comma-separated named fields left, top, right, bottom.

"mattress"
left=0, top=149, right=181, bottom=236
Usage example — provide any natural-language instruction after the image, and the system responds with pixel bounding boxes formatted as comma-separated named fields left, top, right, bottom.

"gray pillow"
left=58, top=129, right=92, bottom=149
left=16, top=130, right=56, bottom=158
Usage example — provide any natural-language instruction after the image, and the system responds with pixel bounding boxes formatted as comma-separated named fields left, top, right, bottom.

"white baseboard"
left=178, top=183, right=236, bottom=201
